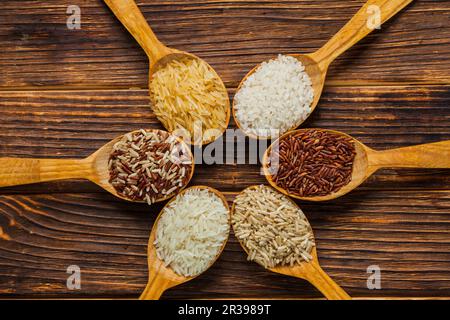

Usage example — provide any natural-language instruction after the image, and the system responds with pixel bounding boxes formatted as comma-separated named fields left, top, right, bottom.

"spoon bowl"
left=148, top=51, right=231, bottom=145
left=104, top=0, right=230, bottom=145
left=233, top=0, right=414, bottom=139
left=231, top=185, right=351, bottom=300
left=0, top=129, right=195, bottom=204
left=139, top=186, right=231, bottom=300
left=232, top=53, right=325, bottom=140
left=263, top=129, right=450, bottom=201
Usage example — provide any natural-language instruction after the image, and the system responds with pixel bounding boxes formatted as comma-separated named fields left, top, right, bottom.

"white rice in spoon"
left=154, top=188, right=229, bottom=277
left=234, top=54, right=314, bottom=138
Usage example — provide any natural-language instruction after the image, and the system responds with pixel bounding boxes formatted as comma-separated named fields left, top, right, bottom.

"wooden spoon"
left=263, top=129, right=450, bottom=201
left=231, top=185, right=351, bottom=300
left=0, top=129, right=194, bottom=203
left=140, top=186, right=230, bottom=300
left=233, top=0, right=414, bottom=139
left=103, top=0, right=230, bottom=145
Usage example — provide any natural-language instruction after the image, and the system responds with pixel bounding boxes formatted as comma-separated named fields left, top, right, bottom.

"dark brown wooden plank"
left=1, top=0, right=449, bottom=300
left=0, top=86, right=448, bottom=195
left=0, top=190, right=449, bottom=298
left=0, top=0, right=449, bottom=88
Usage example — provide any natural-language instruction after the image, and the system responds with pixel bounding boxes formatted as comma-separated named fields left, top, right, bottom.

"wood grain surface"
left=0, top=0, right=449, bottom=299
left=1, top=0, right=449, bottom=88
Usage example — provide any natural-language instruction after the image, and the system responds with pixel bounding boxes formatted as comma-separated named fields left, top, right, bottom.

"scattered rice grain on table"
left=232, top=185, right=315, bottom=269
left=154, top=188, right=230, bottom=277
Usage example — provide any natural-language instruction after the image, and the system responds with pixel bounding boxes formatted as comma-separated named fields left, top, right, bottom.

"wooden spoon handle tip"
left=103, top=0, right=170, bottom=63
left=303, top=263, right=351, bottom=300
left=0, top=158, right=92, bottom=188
left=369, top=140, right=450, bottom=169
left=311, top=0, right=414, bottom=70
left=139, top=276, right=168, bottom=300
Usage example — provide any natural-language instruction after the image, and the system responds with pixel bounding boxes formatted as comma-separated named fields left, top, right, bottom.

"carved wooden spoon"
left=233, top=0, right=414, bottom=139
left=140, top=186, right=230, bottom=300
left=104, top=0, right=230, bottom=145
left=0, top=129, right=194, bottom=203
left=231, top=185, right=351, bottom=300
left=263, top=129, right=450, bottom=201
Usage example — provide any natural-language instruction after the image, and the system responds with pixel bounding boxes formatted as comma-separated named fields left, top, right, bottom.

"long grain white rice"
left=234, top=54, right=314, bottom=138
left=154, top=188, right=230, bottom=277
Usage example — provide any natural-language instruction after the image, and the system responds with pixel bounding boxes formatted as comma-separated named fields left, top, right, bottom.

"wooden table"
left=0, top=0, right=449, bottom=299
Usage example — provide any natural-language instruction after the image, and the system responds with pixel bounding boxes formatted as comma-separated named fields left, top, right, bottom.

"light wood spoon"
left=233, top=0, right=414, bottom=139
left=231, top=185, right=351, bottom=300
left=103, top=0, right=230, bottom=145
left=0, top=129, right=194, bottom=203
left=140, top=185, right=230, bottom=300
left=263, top=129, right=450, bottom=201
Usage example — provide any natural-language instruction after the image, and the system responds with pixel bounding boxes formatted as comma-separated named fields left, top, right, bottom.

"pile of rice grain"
left=268, top=129, right=356, bottom=197
left=234, top=54, right=314, bottom=138
left=150, top=57, right=229, bottom=145
left=154, top=188, right=230, bottom=277
left=232, top=185, right=315, bottom=269
left=108, top=129, right=192, bottom=204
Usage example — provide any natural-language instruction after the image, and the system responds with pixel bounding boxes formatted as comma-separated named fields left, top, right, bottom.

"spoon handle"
left=0, top=158, right=92, bottom=188
left=369, top=140, right=450, bottom=169
left=103, top=0, right=171, bottom=63
left=302, top=262, right=351, bottom=300
left=139, top=275, right=168, bottom=300
left=311, top=0, right=414, bottom=70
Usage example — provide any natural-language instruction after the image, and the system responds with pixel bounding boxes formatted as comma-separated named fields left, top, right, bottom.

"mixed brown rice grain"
left=232, top=185, right=315, bottom=269
left=267, top=129, right=356, bottom=197
left=108, top=129, right=193, bottom=204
